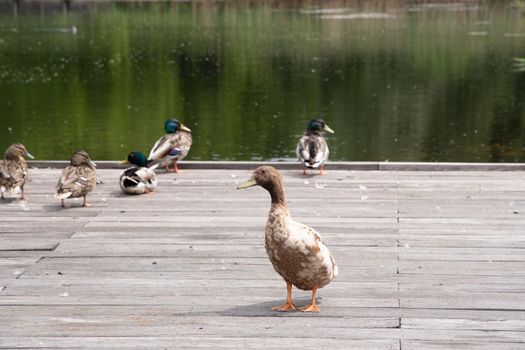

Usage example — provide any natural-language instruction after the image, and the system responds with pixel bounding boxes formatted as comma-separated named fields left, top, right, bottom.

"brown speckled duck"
left=55, top=150, right=97, bottom=207
left=237, top=166, right=338, bottom=312
left=0, top=143, right=34, bottom=200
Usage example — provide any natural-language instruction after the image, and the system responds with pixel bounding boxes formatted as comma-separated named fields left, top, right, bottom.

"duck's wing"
left=0, top=161, right=10, bottom=181
left=56, top=165, right=96, bottom=197
left=135, top=167, right=157, bottom=182
left=148, top=134, right=175, bottom=161
left=120, top=168, right=142, bottom=188
left=56, top=166, right=80, bottom=197
left=3, top=160, right=28, bottom=188
left=277, top=218, right=338, bottom=287
left=296, top=135, right=328, bottom=168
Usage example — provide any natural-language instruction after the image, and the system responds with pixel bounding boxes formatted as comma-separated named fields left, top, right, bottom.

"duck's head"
left=237, top=166, right=286, bottom=204
left=70, top=150, right=96, bottom=168
left=4, top=143, right=34, bottom=160
left=165, top=119, right=192, bottom=134
left=237, top=166, right=283, bottom=190
left=127, top=151, right=148, bottom=168
left=306, top=119, right=334, bottom=134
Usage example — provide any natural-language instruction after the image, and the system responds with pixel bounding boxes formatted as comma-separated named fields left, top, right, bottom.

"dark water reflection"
left=1, top=1, right=524, bottom=162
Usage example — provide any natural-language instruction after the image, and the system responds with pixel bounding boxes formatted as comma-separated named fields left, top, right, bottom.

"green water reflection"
left=1, top=1, right=524, bottom=162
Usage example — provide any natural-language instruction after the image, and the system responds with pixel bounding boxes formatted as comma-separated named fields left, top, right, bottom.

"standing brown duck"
left=237, top=166, right=338, bottom=312
left=55, top=150, right=97, bottom=207
left=0, top=143, right=34, bottom=200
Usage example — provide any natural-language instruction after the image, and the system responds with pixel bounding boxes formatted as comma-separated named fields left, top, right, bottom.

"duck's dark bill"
left=237, top=178, right=257, bottom=190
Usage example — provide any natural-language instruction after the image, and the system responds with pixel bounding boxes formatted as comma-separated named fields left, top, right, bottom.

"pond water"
left=1, top=0, right=524, bottom=162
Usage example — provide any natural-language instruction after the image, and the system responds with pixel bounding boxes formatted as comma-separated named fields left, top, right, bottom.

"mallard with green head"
left=120, top=151, right=158, bottom=195
left=55, top=150, right=97, bottom=207
left=148, top=118, right=192, bottom=173
left=238, top=166, right=338, bottom=312
left=296, top=119, right=334, bottom=175
left=0, top=143, right=34, bottom=200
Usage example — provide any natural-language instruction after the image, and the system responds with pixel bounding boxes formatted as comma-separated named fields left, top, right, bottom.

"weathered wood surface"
left=1, top=167, right=525, bottom=349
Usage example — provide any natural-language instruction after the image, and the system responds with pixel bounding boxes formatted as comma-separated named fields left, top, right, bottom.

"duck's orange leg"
left=319, top=165, right=324, bottom=176
left=82, top=195, right=91, bottom=207
left=173, top=159, right=180, bottom=173
left=272, top=282, right=296, bottom=312
left=299, top=286, right=320, bottom=312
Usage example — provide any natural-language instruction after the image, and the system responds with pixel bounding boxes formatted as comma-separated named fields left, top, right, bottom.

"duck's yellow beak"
left=180, top=124, right=192, bottom=132
left=323, top=124, right=335, bottom=134
left=119, top=159, right=128, bottom=165
left=237, top=178, right=257, bottom=190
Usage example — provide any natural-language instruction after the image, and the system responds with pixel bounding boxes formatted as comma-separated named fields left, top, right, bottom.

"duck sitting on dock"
left=296, top=119, right=334, bottom=175
left=0, top=143, right=34, bottom=200
left=120, top=151, right=158, bottom=195
left=148, top=118, right=192, bottom=173
left=237, top=166, right=338, bottom=312
left=55, top=150, right=97, bottom=207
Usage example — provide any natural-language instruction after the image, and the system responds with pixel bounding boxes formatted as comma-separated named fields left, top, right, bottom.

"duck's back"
left=57, top=165, right=96, bottom=198
left=265, top=208, right=337, bottom=291
left=119, top=167, right=157, bottom=194
left=296, top=133, right=329, bottom=169
left=0, top=158, right=28, bottom=189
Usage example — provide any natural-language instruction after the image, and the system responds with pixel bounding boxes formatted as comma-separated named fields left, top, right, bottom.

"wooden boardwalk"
left=1, top=165, right=525, bottom=349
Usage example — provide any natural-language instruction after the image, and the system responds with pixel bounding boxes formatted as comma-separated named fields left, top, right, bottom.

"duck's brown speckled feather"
left=265, top=204, right=337, bottom=291
left=0, top=158, right=28, bottom=193
left=56, top=164, right=96, bottom=198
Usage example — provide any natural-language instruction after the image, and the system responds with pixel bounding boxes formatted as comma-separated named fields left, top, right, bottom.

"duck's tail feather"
left=148, top=163, right=160, bottom=171
left=55, top=192, right=72, bottom=200
left=331, top=256, right=339, bottom=279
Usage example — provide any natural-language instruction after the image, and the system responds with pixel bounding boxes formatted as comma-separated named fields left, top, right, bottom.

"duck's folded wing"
left=297, top=136, right=311, bottom=162
left=56, top=167, right=82, bottom=192
left=135, top=167, right=156, bottom=182
left=0, top=163, right=10, bottom=180
left=148, top=134, right=183, bottom=161
left=148, top=135, right=173, bottom=161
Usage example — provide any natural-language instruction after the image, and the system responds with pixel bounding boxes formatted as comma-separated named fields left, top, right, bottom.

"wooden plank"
left=0, top=336, right=399, bottom=349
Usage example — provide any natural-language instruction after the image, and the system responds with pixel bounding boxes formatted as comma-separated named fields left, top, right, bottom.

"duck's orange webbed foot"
left=272, top=281, right=297, bottom=312
left=298, top=303, right=320, bottom=313
left=299, top=286, right=320, bottom=312
left=271, top=302, right=297, bottom=312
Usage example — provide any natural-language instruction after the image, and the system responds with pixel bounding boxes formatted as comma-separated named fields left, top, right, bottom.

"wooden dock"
left=1, top=164, right=525, bottom=349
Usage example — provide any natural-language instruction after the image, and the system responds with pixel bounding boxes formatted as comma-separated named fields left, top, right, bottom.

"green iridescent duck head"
left=165, top=119, right=192, bottom=134
left=127, top=151, right=148, bottom=168
left=306, top=119, right=334, bottom=134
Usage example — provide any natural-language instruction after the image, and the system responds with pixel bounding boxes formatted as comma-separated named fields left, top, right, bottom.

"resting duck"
left=0, top=143, right=34, bottom=200
left=296, top=119, right=334, bottom=175
left=148, top=119, right=192, bottom=173
left=120, top=151, right=158, bottom=195
left=55, top=150, right=97, bottom=207
left=238, top=166, right=338, bottom=312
